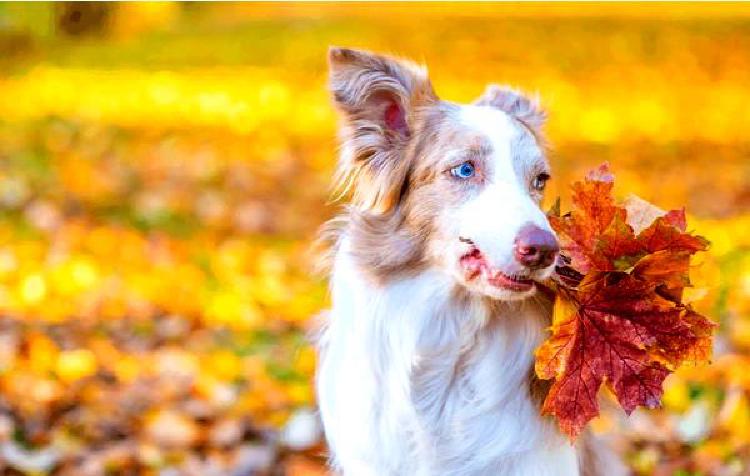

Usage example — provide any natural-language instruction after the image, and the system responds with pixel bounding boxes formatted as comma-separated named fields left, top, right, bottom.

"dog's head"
left=329, top=47, right=558, bottom=301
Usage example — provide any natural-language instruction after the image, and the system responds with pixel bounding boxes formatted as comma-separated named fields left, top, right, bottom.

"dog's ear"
left=328, top=47, right=437, bottom=213
left=474, top=85, right=546, bottom=137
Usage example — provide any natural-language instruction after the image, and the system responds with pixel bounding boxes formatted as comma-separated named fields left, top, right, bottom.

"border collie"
left=315, top=47, right=624, bottom=476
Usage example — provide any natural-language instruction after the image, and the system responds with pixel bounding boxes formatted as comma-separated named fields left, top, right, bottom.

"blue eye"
left=450, top=161, right=475, bottom=179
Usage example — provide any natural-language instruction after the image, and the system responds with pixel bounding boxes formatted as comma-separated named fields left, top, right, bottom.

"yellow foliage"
left=662, top=376, right=691, bottom=413
left=0, top=4, right=747, bottom=473
left=20, top=273, right=47, bottom=305
left=55, top=349, right=97, bottom=383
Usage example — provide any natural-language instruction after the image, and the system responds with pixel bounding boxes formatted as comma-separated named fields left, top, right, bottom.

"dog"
left=315, top=47, right=625, bottom=476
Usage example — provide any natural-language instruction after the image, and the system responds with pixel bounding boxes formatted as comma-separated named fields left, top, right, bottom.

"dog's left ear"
left=328, top=47, right=437, bottom=213
left=474, top=85, right=546, bottom=136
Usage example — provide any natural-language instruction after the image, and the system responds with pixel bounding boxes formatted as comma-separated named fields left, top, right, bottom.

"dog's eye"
left=532, top=173, right=550, bottom=191
left=450, top=161, right=475, bottom=179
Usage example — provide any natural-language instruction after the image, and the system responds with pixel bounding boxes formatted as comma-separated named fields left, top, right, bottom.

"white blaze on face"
left=454, top=105, right=552, bottom=272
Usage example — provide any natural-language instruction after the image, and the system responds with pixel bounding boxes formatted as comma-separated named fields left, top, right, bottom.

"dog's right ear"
left=328, top=47, right=437, bottom=213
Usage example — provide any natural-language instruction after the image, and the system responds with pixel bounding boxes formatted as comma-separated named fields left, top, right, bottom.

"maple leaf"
left=536, top=163, right=715, bottom=440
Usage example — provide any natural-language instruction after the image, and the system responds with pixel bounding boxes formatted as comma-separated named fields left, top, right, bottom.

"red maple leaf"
left=535, top=163, right=714, bottom=439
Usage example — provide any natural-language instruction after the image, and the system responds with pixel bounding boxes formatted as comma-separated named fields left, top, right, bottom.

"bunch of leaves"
left=535, top=164, right=715, bottom=439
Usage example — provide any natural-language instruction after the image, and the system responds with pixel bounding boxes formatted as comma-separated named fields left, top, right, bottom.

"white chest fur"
left=316, top=242, right=579, bottom=476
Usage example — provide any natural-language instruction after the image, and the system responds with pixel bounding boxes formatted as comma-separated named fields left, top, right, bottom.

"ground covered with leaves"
left=1, top=3, right=750, bottom=475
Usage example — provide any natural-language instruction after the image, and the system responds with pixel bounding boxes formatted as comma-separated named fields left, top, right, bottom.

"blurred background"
left=0, top=2, right=749, bottom=475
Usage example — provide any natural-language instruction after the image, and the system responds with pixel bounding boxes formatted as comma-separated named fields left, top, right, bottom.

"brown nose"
left=514, top=224, right=559, bottom=269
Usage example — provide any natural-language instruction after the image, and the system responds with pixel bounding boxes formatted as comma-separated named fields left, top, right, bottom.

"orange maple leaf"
left=535, top=163, right=715, bottom=439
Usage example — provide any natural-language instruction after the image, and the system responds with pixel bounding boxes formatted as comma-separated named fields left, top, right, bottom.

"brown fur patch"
left=328, top=47, right=438, bottom=214
left=347, top=207, right=428, bottom=283
left=324, top=102, right=464, bottom=282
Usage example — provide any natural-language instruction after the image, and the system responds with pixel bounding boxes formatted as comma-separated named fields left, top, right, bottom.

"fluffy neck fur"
left=316, top=237, right=579, bottom=476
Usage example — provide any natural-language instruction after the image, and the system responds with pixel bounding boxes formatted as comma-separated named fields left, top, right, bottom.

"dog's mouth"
left=459, top=248, right=535, bottom=293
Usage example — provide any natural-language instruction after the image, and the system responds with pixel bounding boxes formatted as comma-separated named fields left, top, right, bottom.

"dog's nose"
left=514, top=224, right=559, bottom=269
